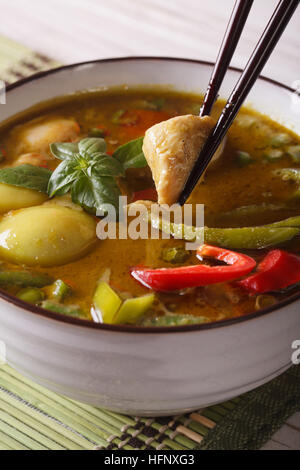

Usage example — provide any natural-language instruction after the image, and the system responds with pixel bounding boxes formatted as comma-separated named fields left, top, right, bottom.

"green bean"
left=0, top=270, right=53, bottom=287
left=88, top=128, right=105, bottom=138
left=140, top=314, right=208, bottom=327
left=270, top=215, right=300, bottom=228
left=17, top=288, right=45, bottom=304
left=210, top=203, right=287, bottom=224
left=204, top=226, right=299, bottom=250
left=162, top=247, right=190, bottom=264
left=148, top=213, right=300, bottom=250
left=41, top=300, right=86, bottom=318
left=235, top=151, right=253, bottom=167
left=48, top=279, right=72, bottom=302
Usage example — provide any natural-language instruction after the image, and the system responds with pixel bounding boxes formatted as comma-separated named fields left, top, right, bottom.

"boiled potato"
left=0, top=183, right=48, bottom=213
left=0, top=205, right=97, bottom=266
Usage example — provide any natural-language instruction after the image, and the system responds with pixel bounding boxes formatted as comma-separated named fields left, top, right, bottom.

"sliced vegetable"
left=46, top=279, right=72, bottom=301
left=287, top=145, right=300, bottom=162
left=0, top=270, right=53, bottom=287
left=236, top=115, right=256, bottom=128
left=162, top=246, right=190, bottom=264
left=274, top=168, right=300, bottom=182
left=17, top=287, right=45, bottom=304
left=269, top=133, right=292, bottom=147
left=42, top=300, right=86, bottom=318
left=263, top=149, right=284, bottom=162
left=92, top=281, right=155, bottom=324
left=149, top=98, right=165, bottom=111
left=93, top=281, right=122, bottom=323
left=236, top=151, right=253, bottom=167
left=131, top=245, right=256, bottom=292
left=132, top=99, right=165, bottom=111
left=111, top=109, right=126, bottom=124
left=113, top=294, right=155, bottom=324
left=132, top=188, right=157, bottom=203
left=255, top=295, right=277, bottom=311
left=140, top=314, right=208, bottom=327
left=239, top=249, right=300, bottom=294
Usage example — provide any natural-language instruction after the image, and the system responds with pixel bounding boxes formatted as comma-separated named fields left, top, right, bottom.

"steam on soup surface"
left=0, top=88, right=300, bottom=326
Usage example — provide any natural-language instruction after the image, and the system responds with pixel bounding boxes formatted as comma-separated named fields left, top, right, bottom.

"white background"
left=0, top=0, right=299, bottom=86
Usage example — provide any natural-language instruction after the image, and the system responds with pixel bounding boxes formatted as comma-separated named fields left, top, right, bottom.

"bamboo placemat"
left=0, top=35, right=299, bottom=451
left=0, top=364, right=299, bottom=451
left=0, top=34, right=59, bottom=84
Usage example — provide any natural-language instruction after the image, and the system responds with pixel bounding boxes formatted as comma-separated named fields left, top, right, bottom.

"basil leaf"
left=113, top=137, right=147, bottom=170
left=50, top=142, right=79, bottom=160
left=47, top=160, right=80, bottom=197
left=71, top=174, right=120, bottom=214
left=0, top=164, right=51, bottom=193
left=78, top=138, right=107, bottom=157
left=47, top=136, right=148, bottom=216
left=89, top=153, right=124, bottom=177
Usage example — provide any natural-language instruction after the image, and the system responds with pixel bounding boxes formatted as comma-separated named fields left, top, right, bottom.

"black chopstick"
left=200, top=0, right=254, bottom=117
left=179, top=0, right=299, bottom=206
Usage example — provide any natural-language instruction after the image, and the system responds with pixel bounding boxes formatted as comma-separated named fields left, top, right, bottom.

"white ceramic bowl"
left=0, top=58, right=300, bottom=416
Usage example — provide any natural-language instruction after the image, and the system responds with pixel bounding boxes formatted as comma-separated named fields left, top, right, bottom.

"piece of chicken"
left=12, top=153, right=49, bottom=168
left=143, top=114, right=222, bottom=205
left=13, top=118, right=80, bottom=156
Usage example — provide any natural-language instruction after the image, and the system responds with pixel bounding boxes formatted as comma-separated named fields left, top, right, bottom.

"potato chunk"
left=0, top=183, right=48, bottom=213
left=13, top=118, right=80, bottom=156
left=0, top=205, right=97, bottom=266
left=143, top=115, right=217, bottom=205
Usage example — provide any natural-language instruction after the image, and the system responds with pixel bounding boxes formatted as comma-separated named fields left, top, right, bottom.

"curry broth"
left=0, top=88, right=300, bottom=324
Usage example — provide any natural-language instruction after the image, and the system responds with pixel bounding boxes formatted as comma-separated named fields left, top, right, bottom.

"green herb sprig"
left=0, top=136, right=147, bottom=216
left=48, top=136, right=146, bottom=215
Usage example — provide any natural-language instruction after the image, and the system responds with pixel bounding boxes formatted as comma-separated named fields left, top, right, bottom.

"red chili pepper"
left=131, top=245, right=256, bottom=292
left=131, top=188, right=158, bottom=203
left=238, top=249, right=300, bottom=294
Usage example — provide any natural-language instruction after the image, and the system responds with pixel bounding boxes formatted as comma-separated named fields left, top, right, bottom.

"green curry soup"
left=0, top=88, right=300, bottom=326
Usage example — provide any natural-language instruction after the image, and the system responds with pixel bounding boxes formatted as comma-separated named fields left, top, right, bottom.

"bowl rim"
left=2, top=55, right=300, bottom=334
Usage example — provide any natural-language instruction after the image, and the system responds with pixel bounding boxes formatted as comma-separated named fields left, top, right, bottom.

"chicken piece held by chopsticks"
left=143, top=114, right=223, bottom=205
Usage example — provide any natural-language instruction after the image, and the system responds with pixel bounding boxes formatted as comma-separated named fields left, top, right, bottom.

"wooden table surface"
left=0, top=0, right=299, bottom=450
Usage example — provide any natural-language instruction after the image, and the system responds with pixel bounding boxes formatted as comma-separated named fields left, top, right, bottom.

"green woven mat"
left=0, top=34, right=59, bottom=84
left=0, top=35, right=299, bottom=451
